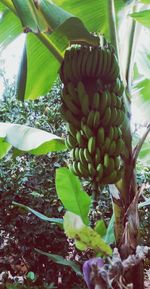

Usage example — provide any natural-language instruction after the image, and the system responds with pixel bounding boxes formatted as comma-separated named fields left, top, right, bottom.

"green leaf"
left=13, top=201, right=63, bottom=225
left=130, top=10, right=150, bottom=28
left=35, top=248, right=82, bottom=276
left=94, top=220, right=107, bottom=237
left=56, top=167, right=91, bottom=225
left=0, top=138, right=12, bottom=159
left=139, top=198, right=150, bottom=209
left=64, top=212, right=112, bottom=256
left=0, top=122, right=66, bottom=154
left=104, top=214, right=115, bottom=245
left=54, top=0, right=109, bottom=36
left=0, top=4, right=22, bottom=51
left=138, top=142, right=150, bottom=164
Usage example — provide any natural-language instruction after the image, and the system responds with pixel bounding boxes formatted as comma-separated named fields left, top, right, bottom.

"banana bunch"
left=60, top=36, right=126, bottom=185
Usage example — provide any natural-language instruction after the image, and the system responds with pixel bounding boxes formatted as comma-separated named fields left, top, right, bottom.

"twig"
left=132, top=123, right=150, bottom=165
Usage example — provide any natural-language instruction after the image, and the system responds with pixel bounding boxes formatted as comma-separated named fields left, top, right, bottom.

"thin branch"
left=133, top=123, right=150, bottom=165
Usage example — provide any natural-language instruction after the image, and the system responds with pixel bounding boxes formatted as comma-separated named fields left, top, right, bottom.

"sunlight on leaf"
left=130, top=10, right=150, bottom=28
left=0, top=122, right=66, bottom=154
left=64, top=212, right=112, bottom=256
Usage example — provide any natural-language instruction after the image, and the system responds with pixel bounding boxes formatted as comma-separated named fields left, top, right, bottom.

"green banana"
left=101, top=107, right=111, bottom=126
left=105, top=49, right=112, bottom=75
left=79, top=148, right=88, bottom=167
left=107, top=126, right=114, bottom=141
left=116, top=96, right=122, bottom=109
left=68, top=133, right=77, bottom=147
left=88, top=163, right=96, bottom=176
left=99, top=91, right=109, bottom=115
left=109, top=140, right=116, bottom=155
left=66, top=82, right=78, bottom=105
left=94, top=147, right=101, bottom=165
left=86, top=110, right=95, bottom=128
left=75, top=147, right=80, bottom=160
left=111, top=92, right=117, bottom=107
left=76, top=130, right=86, bottom=147
left=81, top=124, right=93, bottom=139
left=84, top=148, right=93, bottom=163
left=67, top=124, right=77, bottom=138
left=96, top=163, right=103, bottom=182
left=96, top=48, right=104, bottom=77
left=108, top=54, right=119, bottom=80
left=88, top=136, right=96, bottom=154
left=81, top=48, right=89, bottom=76
left=97, top=127, right=105, bottom=146
left=91, top=48, right=99, bottom=76
left=92, top=92, right=100, bottom=110
left=62, top=107, right=81, bottom=129
left=76, top=47, right=85, bottom=79
left=108, top=157, right=115, bottom=173
left=62, top=93, right=81, bottom=116
left=86, top=49, right=93, bottom=76
left=109, top=108, right=118, bottom=125
left=115, top=139, right=125, bottom=155
left=103, top=137, right=111, bottom=152
left=70, top=48, right=79, bottom=80
left=76, top=81, right=89, bottom=116
left=101, top=48, right=108, bottom=76
left=114, top=156, right=120, bottom=170
left=78, top=161, right=89, bottom=177
left=72, top=161, right=81, bottom=176
left=104, top=154, right=110, bottom=168
left=93, top=111, right=100, bottom=128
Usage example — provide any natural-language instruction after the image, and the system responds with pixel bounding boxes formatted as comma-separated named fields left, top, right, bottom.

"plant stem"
left=36, top=33, right=64, bottom=64
left=125, top=1, right=140, bottom=92
left=107, top=0, right=119, bottom=57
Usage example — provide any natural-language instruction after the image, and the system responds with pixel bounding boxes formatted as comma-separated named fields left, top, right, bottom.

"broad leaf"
left=104, top=214, right=115, bottom=245
left=56, top=167, right=91, bottom=225
left=64, top=212, right=112, bottom=256
left=54, top=0, right=109, bottom=36
left=35, top=248, right=82, bottom=276
left=13, top=201, right=63, bottom=225
left=130, top=10, right=150, bottom=28
left=0, top=122, right=66, bottom=154
left=0, top=3, right=22, bottom=51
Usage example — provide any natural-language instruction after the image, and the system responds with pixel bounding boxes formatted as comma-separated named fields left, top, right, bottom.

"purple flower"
left=83, top=258, right=104, bottom=289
